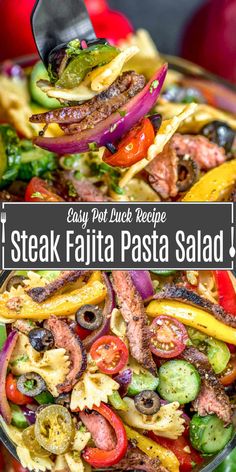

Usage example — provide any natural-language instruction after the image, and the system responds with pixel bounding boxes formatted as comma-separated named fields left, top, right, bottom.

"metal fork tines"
left=1, top=211, right=6, bottom=244
left=31, top=0, right=96, bottom=66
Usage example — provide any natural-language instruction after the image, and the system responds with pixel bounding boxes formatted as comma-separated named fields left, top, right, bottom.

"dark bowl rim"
left=0, top=269, right=236, bottom=471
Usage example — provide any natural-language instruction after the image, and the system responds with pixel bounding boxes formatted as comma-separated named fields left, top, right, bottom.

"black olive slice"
left=177, top=156, right=200, bottom=192
left=17, top=373, right=46, bottom=397
left=201, top=120, right=235, bottom=153
left=134, top=390, right=161, bottom=415
left=29, top=328, right=55, bottom=352
left=6, top=275, right=25, bottom=292
left=76, top=305, right=103, bottom=331
left=55, top=393, right=71, bottom=408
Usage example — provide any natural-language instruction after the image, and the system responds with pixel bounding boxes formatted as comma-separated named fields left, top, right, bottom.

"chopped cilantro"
left=24, top=379, right=35, bottom=391
left=74, top=171, right=82, bottom=180
left=88, top=142, right=98, bottom=152
left=111, top=183, right=124, bottom=195
left=118, top=110, right=127, bottom=117
left=150, top=79, right=159, bottom=94
left=11, top=354, right=29, bottom=366
left=66, top=39, right=81, bottom=57
left=67, top=181, right=78, bottom=198
left=31, top=192, right=45, bottom=200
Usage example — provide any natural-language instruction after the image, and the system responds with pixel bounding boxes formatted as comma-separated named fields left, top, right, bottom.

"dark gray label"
left=0, top=202, right=235, bottom=270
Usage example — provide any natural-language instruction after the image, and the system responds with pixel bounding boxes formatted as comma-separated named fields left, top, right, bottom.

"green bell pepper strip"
left=35, top=391, right=55, bottom=405
left=127, top=370, right=159, bottom=396
left=108, top=391, right=128, bottom=411
left=56, top=44, right=119, bottom=89
left=0, top=323, right=7, bottom=350
left=151, top=270, right=177, bottom=276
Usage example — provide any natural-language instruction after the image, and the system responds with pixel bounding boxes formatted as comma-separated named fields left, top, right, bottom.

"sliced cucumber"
left=158, top=360, right=201, bottom=404
left=127, top=371, right=159, bottom=396
left=11, top=404, right=28, bottom=429
left=190, top=414, right=233, bottom=454
left=30, top=62, right=61, bottom=109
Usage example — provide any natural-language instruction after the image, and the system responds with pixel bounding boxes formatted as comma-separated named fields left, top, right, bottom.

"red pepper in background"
left=82, top=402, right=128, bottom=467
left=148, top=432, right=203, bottom=472
left=214, top=271, right=236, bottom=315
left=0, top=0, right=133, bottom=62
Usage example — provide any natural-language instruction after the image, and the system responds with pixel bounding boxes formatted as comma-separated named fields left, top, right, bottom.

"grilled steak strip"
left=153, top=284, right=236, bottom=328
left=44, top=316, right=87, bottom=394
left=79, top=410, right=117, bottom=450
left=30, top=71, right=146, bottom=125
left=26, top=270, right=86, bottom=303
left=56, top=171, right=109, bottom=202
left=181, top=347, right=232, bottom=424
left=112, top=271, right=156, bottom=375
left=60, top=72, right=146, bottom=134
left=146, top=133, right=226, bottom=199
left=112, top=446, right=168, bottom=472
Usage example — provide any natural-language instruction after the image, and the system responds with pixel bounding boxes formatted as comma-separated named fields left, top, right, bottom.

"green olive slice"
left=35, top=405, right=74, bottom=455
left=22, top=425, right=50, bottom=457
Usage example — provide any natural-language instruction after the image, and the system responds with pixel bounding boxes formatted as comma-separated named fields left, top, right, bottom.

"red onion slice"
left=114, top=368, right=132, bottom=397
left=130, top=271, right=154, bottom=299
left=21, top=405, right=36, bottom=425
left=34, top=64, right=168, bottom=154
left=83, top=273, right=115, bottom=350
left=0, top=331, right=18, bottom=424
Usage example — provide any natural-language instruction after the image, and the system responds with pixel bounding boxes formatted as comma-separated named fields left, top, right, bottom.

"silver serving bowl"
left=0, top=269, right=236, bottom=470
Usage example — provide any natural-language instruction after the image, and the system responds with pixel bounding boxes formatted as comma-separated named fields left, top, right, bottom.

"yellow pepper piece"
left=0, top=273, right=107, bottom=320
left=124, top=425, right=179, bottom=472
left=147, top=300, right=236, bottom=345
left=182, top=160, right=236, bottom=201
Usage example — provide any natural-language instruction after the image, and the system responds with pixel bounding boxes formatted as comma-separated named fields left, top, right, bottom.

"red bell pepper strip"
left=148, top=432, right=203, bottom=472
left=82, top=402, right=128, bottom=467
left=214, top=271, right=236, bottom=315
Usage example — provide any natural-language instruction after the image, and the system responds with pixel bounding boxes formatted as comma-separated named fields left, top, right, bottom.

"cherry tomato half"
left=150, top=315, right=188, bottom=358
left=220, top=356, right=236, bottom=386
left=25, top=177, right=63, bottom=202
left=90, top=335, right=129, bottom=375
left=103, top=118, right=155, bottom=168
left=6, top=373, right=33, bottom=405
left=75, top=325, right=91, bottom=341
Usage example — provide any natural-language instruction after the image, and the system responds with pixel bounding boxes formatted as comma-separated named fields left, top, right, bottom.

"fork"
left=1, top=211, right=6, bottom=244
left=31, top=0, right=96, bottom=67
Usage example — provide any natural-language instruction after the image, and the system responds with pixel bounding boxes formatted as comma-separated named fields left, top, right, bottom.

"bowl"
left=0, top=269, right=236, bottom=471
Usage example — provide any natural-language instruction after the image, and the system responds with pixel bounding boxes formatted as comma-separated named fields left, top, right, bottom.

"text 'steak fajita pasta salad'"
left=0, top=30, right=235, bottom=203
left=0, top=269, right=236, bottom=472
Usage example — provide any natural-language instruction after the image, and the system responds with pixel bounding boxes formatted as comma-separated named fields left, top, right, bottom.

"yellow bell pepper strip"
left=146, top=300, right=236, bottom=345
left=124, top=425, right=179, bottom=472
left=182, top=160, right=236, bottom=201
left=0, top=272, right=106, bottom=320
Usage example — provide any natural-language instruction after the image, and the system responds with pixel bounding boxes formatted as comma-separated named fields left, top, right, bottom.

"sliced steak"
left=172, top=134, right=226, bottom=170
left=112, top=271, right=156, bottom=375
left=146, top=133, right=226, bottom=199
left=61, top=72, right=146, bottom=134
left=56, top=171, right=109, bottom=202
left=79, top=410, right=116, bottom=450
left=26, top=270, right=85, bottom=303
left=112, top=447, right=167, bottom=472
left=181, top=347, right=232, bottom=424
left=30, top=71, right=146, bottom=126
left=146, top=139, right=179, bottom=199
left=153, top=284, right=236, bottom=327
left=44, top=316, right=87, bottom=393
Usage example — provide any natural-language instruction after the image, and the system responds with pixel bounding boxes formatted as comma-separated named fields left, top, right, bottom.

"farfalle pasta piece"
left=119, top=397, right=185, bottom=440
left=73, top=430, right=91, bottom=452
left=65, top=452, right=85, bottom=472
left=156, top=102, right=236, bottom=133
left=89, top=46, right=139, bottom=93
left=17, top=447, right=54, bottom=472
left=70, top=372, right=119, bottom=411
left=53, top=455, right=69, bottom=471
left=10, top=333, right=70, bottom=396
left=110, top=308, right=127, bottom=340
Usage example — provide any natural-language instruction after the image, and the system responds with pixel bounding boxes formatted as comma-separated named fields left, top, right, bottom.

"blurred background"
left=0, top=0, right=236, bottom=469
